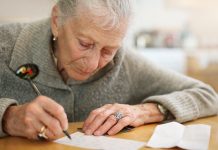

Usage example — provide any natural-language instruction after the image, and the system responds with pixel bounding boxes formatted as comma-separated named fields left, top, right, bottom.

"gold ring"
left=40, top=126, right=46, bottom=133
left=37, top=126, right=48, bottom=140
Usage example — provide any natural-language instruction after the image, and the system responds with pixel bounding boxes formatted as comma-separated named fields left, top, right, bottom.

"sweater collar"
left=9, top=19, right=68, bottom=90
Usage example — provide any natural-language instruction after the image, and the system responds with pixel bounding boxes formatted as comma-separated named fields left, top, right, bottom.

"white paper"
left=147, top=122, right=211, bottom=150
left=177, top=124, right=211, bottom=150
left=146, top=122, right=185, bottom=148
left=55, top=132, right=146, bottom=150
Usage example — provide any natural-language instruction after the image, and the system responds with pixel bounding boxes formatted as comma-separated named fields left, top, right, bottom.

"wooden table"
left=0, top=116, right=217, bottom=150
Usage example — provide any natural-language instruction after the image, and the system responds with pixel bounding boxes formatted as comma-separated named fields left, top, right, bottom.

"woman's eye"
left=80, top=42, right=89, bottom=47
left=102, top=50, right=113, bottom=57
left=79, top=40, right=93, bottom=49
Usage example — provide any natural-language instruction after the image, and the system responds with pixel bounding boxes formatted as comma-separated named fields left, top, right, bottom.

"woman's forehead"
left=66, top=15, right=128, bottom=41
left=72, top=6, right=129, bottom=31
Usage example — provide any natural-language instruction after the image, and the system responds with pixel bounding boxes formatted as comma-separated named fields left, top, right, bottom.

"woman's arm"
left=125, top=50, right=218, bottom=123
left=0, top=98, right=18, bottom=137
left=82, top=50, right=218, bottom=136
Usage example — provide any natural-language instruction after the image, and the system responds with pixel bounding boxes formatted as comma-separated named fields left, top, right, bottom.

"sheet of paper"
left=55, top=132, right=146, bottom=150
left=146, top=122, right=185, bottom=148
left=177, top=124, right=211, bottom=150
left=146, top=122, right=211, bottom=150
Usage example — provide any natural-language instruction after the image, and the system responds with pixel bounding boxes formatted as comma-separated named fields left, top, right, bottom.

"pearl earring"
left=53, top=36, right=57, bottom=41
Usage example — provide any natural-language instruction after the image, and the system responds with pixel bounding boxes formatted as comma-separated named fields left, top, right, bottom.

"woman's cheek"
left=99, top=59, right=110, bottom=69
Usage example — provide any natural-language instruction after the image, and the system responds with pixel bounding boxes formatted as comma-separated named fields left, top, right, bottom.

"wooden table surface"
left=0, top=116, right=217, bottom=150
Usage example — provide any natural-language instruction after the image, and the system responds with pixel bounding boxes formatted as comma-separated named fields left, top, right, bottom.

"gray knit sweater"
left=0, top=19, right=218, bottom=137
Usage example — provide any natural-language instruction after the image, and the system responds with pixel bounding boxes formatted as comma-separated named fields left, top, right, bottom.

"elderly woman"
left=0, top=0, right=217, bottom=140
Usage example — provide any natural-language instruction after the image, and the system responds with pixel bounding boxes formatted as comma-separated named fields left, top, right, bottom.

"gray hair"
left=56, top=0, right=132, bottom=30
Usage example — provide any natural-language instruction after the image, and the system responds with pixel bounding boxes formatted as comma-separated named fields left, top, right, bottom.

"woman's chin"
left=68, top=72, right=91, bottom=81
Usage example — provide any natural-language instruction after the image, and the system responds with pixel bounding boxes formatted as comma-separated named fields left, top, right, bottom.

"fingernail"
left=64, top=126, right=68, bottom=131
left=85, top=129, right=92, bottom=135
left=107, top=131, right=113, bottom=135
left=63, top=123, right=68, bottom=131
left=83, top=126, right=87, bottom=131
left=94, top=131, right=101, bottom=136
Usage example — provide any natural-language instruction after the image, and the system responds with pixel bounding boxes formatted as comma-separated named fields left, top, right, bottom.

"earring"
left=53, top=36, right=57, bottom=41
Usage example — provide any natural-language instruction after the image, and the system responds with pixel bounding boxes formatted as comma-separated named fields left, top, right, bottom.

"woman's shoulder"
left=123, top=49, right=153, bottom=69
left=0, top=22, right=27, bottom=64
left=0, top=22, right=26, bottom=48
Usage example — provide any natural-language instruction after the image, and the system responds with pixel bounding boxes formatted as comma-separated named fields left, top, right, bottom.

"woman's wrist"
left=157, top=104, right=169, bottom=121
left=134, top=103, right=165, bottom=123
left=2, top=105, right=16, bottom=135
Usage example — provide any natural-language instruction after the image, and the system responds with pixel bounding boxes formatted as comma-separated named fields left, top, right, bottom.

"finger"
left=107, top=116, right=132, bottom=135
left=36, top=96, right=68, bottom=130
left=22, top=117, right=42, bottom=140
left=84, top=107, right=116, bottom=135
left=36, top=106, right=63, bottom=137
left=83, top=108, right=107, bottom=134
left=33, top=119, right=55, bottom=139
left=45, top=128, right=57, bottom=140
left=82, top=108, right=102, bottom=131
left=32, top=120, right=55, bottom=140
left=25, top=128, right=38, bottom=140
left=94, top=114, right=117, bottom=136
left=83, top=104, right=112, bottom=130
left=23, top=120, right=38, bottom=140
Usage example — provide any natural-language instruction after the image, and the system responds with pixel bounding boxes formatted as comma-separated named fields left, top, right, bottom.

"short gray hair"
left=56, top=0, right=132, bottom=30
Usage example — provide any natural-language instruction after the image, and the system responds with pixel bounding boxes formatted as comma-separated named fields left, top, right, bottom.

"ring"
left=37, top=126, right=48, bottom=140
left=113, top=112, right=123, bottom=121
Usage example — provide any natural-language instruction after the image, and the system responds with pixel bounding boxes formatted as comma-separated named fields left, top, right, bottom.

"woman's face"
left=51, top=14, right=128, bottom=81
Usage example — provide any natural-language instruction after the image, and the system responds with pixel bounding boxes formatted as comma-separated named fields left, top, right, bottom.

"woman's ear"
left=51, top=5, right=59, bottom=37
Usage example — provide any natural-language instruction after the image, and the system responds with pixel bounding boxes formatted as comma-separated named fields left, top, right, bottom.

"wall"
left=166, top=0, right=218, bottom=48
left=0, top=0, right=55, bottom=23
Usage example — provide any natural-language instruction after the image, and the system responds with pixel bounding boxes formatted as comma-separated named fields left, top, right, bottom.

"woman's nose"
left=86, top=52, right=100, bottom=72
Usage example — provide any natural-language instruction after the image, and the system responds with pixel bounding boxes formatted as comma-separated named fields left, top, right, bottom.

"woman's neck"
left=51, top=37, right=69, bottom=83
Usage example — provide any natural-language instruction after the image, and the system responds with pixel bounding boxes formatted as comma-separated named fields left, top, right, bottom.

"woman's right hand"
left=2, top=96, right=68, bottom=140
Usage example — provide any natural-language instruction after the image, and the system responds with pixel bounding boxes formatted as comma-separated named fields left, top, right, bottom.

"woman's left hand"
left=82, top=103, right=164, bottom=136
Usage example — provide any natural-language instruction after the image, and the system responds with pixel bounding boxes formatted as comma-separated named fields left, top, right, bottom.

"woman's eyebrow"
left=78, top=32, right=121, bottom=49
left=104, top=45, right=121, bottom=50
left=78, top=33, right=96, bottom=42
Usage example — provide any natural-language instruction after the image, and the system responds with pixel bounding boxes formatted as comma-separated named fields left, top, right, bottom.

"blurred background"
left=0, top=0, right=218, bottom=92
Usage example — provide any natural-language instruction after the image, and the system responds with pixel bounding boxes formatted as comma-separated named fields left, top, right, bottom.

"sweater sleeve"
left=124, top=50, right=218, bottom=123
left=0, top=98, right=18, bottom=137
left=0, top=24, right=22, bottom=137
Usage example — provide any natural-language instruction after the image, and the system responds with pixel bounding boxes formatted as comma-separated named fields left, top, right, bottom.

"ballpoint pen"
left=15, top=63, right=71, bottom=140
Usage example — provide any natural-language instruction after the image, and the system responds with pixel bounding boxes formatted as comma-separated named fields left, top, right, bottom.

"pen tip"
left=63, top=130, right=71, bottom=140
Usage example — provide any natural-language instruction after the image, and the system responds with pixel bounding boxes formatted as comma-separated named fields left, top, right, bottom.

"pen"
left=15, top=64, right=71, bottom=140
left=63, top=130, right=72, bottom=139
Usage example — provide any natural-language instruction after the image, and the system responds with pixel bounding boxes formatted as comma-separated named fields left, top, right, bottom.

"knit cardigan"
left=0, top=19, right=217, bottom=137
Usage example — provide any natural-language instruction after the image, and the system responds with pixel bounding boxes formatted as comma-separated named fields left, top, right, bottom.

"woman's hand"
left=2, top=96, right=68, bottom=140
left=82, top=103, right=164, bottom=136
